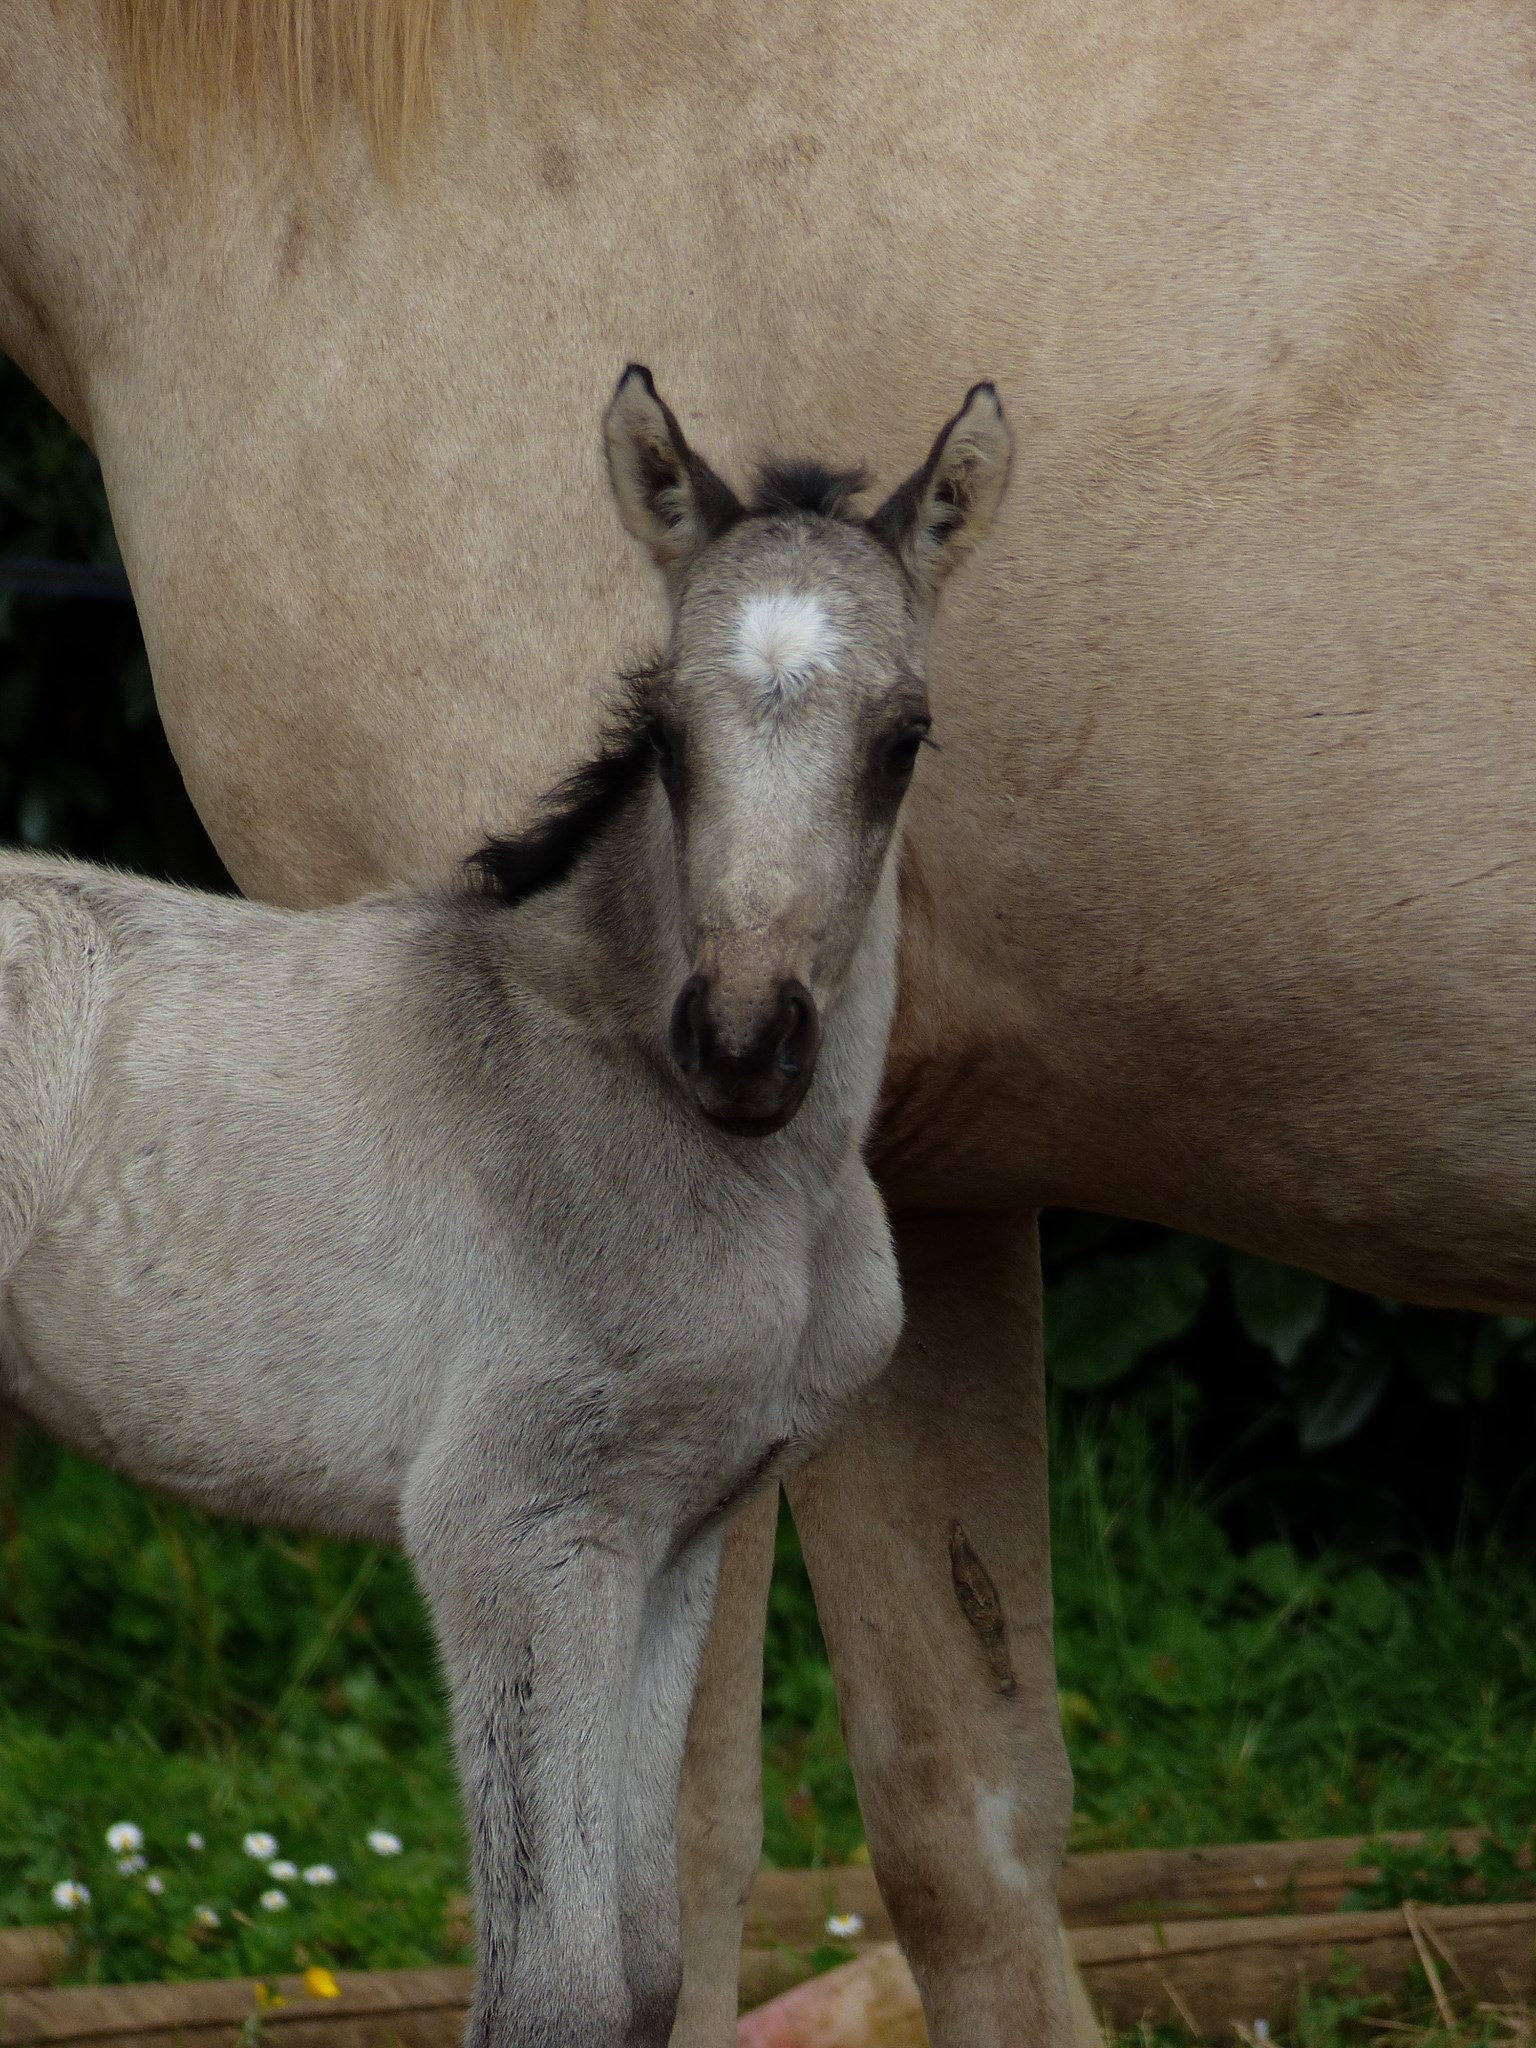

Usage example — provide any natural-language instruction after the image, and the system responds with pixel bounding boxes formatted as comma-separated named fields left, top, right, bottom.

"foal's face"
left=604, top=366, right=1012, bottom=1133
left=653, top=519, right=927, bottom=1131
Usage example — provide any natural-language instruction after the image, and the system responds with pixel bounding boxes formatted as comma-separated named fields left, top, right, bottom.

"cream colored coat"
left=2, top=4, right=1533, bottom=2044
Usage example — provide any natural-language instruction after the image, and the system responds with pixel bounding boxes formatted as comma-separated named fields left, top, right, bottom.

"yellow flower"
left=253, top=1984, right=286, bottom=2009
left=304, top=1966, right=340, bottom=2000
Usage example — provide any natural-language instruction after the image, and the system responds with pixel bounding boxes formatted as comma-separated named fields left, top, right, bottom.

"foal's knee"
left=627, top=1944, right=684, bottom=2048
left=467, top=1964, right=632, bottom=2048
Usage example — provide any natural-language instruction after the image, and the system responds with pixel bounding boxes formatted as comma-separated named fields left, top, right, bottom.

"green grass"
left=761, top=1376, right=1536, bottom=1867
left=0, top=1436, right=466, bottom=1982
left=1051, top=1381, right=1536, bottom=1855
left=4, top=1372, right=1536, bottom=1986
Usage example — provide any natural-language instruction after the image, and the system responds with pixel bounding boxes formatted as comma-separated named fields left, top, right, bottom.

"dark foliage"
left=0, top=359, right=226, bottom=888
left=1039, top=1211, right=1536, bottom=1556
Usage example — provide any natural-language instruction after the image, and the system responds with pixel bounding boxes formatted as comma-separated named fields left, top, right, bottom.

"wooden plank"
left=736, top=1900, right=1536, bottom=2044
left=744, top=1868, right=893, bottom=1950
left=738, top=1829, right=1499, bottom=1952
left=0, top=1937, right=64, bottom=1995
left=1057, top=1829, right=1493, bottom=1926
left=6, top=1900, right=1532, bottom=2046
left=0, top=1968, right=474, bottom=2047
left=1, top=1832, right=1522, bottom=2036
left=1076, top=1898, right=1536, bottom=2032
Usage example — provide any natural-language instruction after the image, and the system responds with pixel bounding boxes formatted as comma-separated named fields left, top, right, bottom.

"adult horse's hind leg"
left=614, top=1525, right=732, bottom=2048
left=786, top=1209, right=1084, bottom=2048
left=669, top=1493, right=777, bottom=2048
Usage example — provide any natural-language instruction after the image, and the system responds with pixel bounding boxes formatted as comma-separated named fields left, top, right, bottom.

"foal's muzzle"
left=668, top=974, right=822, bottom=1134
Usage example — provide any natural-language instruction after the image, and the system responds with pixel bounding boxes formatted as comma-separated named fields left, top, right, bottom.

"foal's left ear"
left=867, top=383, right=1013, bottom=601
left=604, top=364, right=744, bottom=583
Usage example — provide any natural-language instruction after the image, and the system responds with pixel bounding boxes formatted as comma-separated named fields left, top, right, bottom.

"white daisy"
left=302, top=1864, right=337, bottom=1887
left=267, top=1859, right=299, bottom=1882
left=242, top=1832, right=279, bottom=1861
left=186, top=1832, right=205, bottom=1852
left=826, top=1912, right=864, bottom=1940
left=259, top=1888, right=289, bottom=1912
left=116, top=1854, right=147, bottom=1876
left=193, top=1904, right=219, bottom=1928
left=365, top=1830, right=402, bottom=1856
left=144, top=1875, right=165, bottom=1897
left=104, top=1822, right=143, bottom=1855
left=51, top=1880, right=90, bottom=1912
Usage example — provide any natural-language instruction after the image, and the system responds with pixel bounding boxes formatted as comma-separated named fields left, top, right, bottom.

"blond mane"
left=97, top=0, right=532, bottom=162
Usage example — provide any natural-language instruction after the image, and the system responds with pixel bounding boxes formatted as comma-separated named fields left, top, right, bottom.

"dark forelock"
left=749, top=458, right=870, bottom=522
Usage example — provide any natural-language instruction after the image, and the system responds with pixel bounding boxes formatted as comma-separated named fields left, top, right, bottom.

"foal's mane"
left=96, top=0, right=531, bottom=162
left=466, top=677, right=657, bottom=907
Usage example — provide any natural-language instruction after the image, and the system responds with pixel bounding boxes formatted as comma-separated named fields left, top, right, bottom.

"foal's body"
left=0, top=371, right=1010, bottom=2046
left=0, top=849, right=893, bottom=2042
left=0, top=865, right=883, bottom=1545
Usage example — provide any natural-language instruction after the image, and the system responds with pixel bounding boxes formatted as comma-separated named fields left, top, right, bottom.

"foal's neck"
left=492, top=769, right=686, bottom=1044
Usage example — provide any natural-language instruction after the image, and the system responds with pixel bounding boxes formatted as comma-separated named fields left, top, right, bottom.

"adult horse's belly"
left=7, top=0, right=1533, bottom=1310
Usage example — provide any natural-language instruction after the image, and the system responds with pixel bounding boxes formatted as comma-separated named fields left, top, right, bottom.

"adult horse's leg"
left=786, top=1209, right=1076, bottom=2048
left=670, top=1492, right=777, bottom=2047
left=614, top=1524, right=749, bottom=2047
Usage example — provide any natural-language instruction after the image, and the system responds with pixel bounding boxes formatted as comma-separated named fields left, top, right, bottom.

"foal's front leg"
left=405, top=1442, right=646, bottom=2048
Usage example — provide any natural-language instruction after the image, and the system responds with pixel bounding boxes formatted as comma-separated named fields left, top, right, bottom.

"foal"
left=0, top=367, right=1011, bottom=2047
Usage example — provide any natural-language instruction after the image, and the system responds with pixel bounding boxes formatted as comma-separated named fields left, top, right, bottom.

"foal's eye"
left=879, top=723, right=931, bottom=786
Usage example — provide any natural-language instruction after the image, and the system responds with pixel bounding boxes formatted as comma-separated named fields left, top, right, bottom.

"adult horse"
left=2, top=3, right=1534, bottom=2044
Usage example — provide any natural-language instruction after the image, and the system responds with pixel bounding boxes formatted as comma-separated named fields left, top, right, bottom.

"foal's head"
left=602, top=365, right=1012, bottom=1133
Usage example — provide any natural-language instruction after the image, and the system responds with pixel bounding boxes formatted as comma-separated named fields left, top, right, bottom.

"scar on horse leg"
left=949, top=1523, right=1018, bottom=1697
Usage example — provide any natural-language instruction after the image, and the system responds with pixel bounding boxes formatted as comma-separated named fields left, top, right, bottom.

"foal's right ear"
left=604, top=365, right=744, bottom=582
left=867, top=383, right=1013, bottom=602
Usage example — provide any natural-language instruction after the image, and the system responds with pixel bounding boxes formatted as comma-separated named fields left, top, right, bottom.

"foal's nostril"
left=774, top=997, right=806, bottom=1076
left=669, top=974, right=708, bottom=1075
left=770, top=981, right=819, bottom=1080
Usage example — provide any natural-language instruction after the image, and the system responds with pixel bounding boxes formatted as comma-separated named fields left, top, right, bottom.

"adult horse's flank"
left=0, top=369, right=1009, bottom=2048
left=4, top=4, right=1536, bottom=2044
